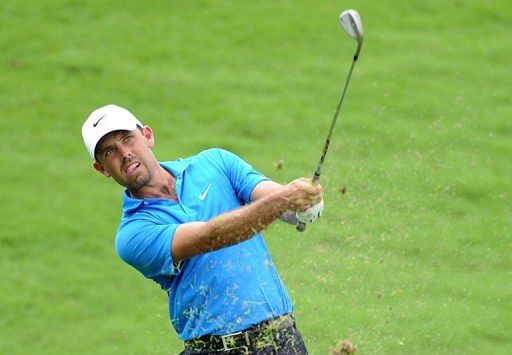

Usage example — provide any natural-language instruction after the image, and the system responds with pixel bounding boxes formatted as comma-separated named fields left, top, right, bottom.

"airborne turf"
left=0, top=1, right=510, bottom=354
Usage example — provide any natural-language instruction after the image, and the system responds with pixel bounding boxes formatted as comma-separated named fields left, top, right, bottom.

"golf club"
left=296, top=9, right=364, bottom=232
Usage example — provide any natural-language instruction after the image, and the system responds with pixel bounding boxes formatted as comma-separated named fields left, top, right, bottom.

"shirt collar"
left=121, top=158, right=191, bottom=214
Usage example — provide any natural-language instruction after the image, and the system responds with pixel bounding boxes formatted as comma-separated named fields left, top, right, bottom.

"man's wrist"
left=279, top=211, right=299, bottom=225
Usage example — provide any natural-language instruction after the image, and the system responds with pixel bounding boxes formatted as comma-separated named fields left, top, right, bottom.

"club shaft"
left=296, top=55, right=359, bottom=232
left=314, top=55, right=358, bottom=181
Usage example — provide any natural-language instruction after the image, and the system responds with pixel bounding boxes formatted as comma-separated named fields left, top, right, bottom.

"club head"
left=339, top=9, right=364, bottom=59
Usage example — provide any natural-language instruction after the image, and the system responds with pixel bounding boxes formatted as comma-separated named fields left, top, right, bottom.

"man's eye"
left=104, top=148, right=113, bottom=157
left=124, top=136, right=133, bottom=142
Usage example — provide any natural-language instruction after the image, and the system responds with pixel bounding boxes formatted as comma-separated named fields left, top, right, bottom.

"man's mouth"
left=124, top=161, right=140, bottom=175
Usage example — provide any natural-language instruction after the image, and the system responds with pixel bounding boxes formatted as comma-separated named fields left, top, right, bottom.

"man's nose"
left=119, top=146, right=132, bottom=160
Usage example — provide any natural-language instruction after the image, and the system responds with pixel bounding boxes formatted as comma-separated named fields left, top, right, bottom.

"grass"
left=1, top=0, right=511, bottom=354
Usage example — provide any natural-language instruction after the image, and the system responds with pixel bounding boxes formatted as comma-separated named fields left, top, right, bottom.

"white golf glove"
left=296, top=199, right=324, bottom=224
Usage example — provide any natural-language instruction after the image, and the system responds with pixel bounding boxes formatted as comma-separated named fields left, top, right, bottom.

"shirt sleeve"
left=214, top=148, right=269, bottom=203
left=115, top=220, right=181, bottom=279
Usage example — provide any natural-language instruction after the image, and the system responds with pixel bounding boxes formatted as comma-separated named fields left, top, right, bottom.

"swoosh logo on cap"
left=93, top=114, right=107, bottom=127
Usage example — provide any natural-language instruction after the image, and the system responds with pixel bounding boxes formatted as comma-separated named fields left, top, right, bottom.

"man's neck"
left=129, top=166, right=177, bottom=200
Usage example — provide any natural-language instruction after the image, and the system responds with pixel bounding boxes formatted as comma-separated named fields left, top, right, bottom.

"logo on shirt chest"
left=198, top=184, right=213, bottom=200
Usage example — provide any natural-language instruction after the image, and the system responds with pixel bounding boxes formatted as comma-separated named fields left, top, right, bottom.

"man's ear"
left=142, top=126, right=155, bottom=148
left=93, top=160, right=111, bottom=177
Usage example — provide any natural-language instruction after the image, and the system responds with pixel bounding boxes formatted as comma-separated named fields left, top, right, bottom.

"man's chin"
left=126, top=175, right=150, bottom=191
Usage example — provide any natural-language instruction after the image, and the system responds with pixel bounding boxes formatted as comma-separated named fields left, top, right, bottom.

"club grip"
left=296, top=221, right=306, bottom=232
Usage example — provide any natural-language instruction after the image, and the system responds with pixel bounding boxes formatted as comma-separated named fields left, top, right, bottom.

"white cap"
left=82, top=104, right=143, bottom=159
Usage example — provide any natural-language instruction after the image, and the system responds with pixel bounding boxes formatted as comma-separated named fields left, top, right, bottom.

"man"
left=82, top=104, right=324, bottom=354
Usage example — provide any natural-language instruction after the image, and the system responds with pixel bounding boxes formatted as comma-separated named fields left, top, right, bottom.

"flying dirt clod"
left=331, top=339, right=357, bottom=355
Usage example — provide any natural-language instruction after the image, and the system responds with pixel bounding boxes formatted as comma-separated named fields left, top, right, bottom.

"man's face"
left=93, top=126, right=156, bottom=191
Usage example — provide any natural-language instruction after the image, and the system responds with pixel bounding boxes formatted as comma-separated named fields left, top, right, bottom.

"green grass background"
left=1, top=0, right=510, bottom=354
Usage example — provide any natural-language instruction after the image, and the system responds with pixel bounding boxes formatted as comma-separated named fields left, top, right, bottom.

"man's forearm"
left=252, top=181, right=298, bottom=225
left=172, top=178, right=321, bottom=262
left=172, top=188, right=292, bottom=262
left=200, top=190, right=290, bottom=251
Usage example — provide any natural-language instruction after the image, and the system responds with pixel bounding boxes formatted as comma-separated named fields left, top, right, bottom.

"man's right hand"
left=282, top=178, right=323, bottom=212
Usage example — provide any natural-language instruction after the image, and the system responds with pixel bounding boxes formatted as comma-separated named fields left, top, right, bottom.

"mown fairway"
left=1, top=1, right=510, bottom=354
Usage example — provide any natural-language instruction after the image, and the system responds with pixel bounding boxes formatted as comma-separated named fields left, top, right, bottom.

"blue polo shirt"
left=115, top=148, right=293, bottom=340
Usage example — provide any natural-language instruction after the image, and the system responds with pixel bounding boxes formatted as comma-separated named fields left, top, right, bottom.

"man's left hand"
left=295, top=199, right=324, bottom=224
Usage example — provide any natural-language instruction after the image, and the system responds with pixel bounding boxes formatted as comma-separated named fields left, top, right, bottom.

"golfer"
left=82, top=104, right=324, bottom=354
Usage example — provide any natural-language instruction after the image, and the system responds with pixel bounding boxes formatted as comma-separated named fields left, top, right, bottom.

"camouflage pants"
left=181, top=314, right=308, bottom=354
